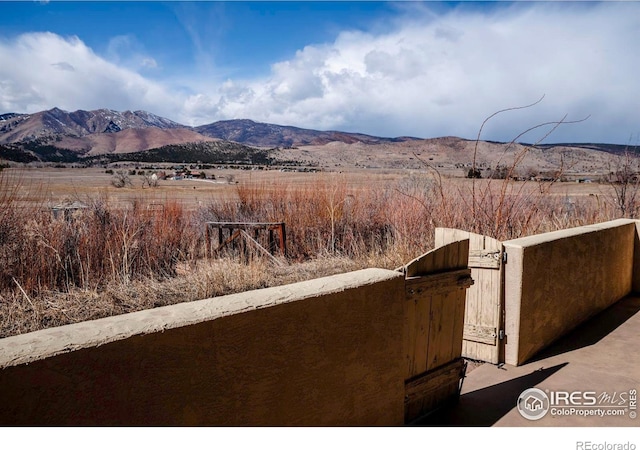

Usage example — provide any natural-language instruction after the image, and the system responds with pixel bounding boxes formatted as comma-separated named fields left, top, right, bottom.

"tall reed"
left=0, top=170, right=619, bottom=338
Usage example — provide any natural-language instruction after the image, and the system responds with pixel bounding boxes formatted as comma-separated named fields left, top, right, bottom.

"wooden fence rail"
left=205, top=222, right=287, bottom=260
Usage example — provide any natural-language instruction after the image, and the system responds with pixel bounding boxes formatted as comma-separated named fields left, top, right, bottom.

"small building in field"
left=51, top=200, right=88, bottom=221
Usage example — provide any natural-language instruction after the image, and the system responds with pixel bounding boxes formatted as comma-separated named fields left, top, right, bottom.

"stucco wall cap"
left=0, top=268, right=403, bottom=369
left=504, top=218, right=637, bottom=249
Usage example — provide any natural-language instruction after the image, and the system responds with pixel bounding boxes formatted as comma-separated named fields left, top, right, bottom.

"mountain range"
left=0, top=107, right=412, bottom=151
left=0, top=107, right=631, bottom=172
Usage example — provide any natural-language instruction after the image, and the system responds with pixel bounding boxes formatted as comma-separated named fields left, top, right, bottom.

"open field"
left=6, top=165, right=614, bottom=206
left=0, top=164, right=633, bottom=338
left=8, top=166, right=410, bottom=207
left=5, top=167, right=421, bottom=211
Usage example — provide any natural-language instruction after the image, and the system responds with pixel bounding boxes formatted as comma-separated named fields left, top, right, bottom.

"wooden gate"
left=398, top=239, right=473, bottom=422
left=435, top=228, right=505, bottom=364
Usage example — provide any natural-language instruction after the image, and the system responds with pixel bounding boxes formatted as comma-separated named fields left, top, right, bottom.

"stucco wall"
left=0, top=268, right=405, bottom=426
left=503, top=219, right=638, bottom=366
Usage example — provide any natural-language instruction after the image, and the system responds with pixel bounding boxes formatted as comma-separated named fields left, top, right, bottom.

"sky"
left=0, top=1, right=638, bottom=144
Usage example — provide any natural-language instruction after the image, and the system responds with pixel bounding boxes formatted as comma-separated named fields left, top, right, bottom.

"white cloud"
left=51, top=61, right=75, bottom=72
left=106, top=34, right=160, bottom=72
left=207, top=2, right=640, bottom=143
left=0, top=32, right=179, bottom=116
left=141, top=58, right=158, bottom=69
left=0, top=3, right=638, bottom=144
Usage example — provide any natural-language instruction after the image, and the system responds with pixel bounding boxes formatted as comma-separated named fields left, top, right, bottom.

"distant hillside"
left=195, top=119, right=419, bottom=147
left=56, top=127, right=219, bottom=156
left=0, top=108, right=183, bottom=144
left=0, top=139, right=277, bottom=166
left=535, top=142, right=637, bottom=156
left=93, top=141, right=277, bottom=166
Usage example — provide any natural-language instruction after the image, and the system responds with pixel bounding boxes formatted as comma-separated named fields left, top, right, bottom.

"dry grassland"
left=0, top=165, right=627, bottom=337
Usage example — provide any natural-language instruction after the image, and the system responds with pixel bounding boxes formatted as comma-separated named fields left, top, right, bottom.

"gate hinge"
left=499, top=329, right=505, bottom=340
left=503, top=252, right=508, bottom=264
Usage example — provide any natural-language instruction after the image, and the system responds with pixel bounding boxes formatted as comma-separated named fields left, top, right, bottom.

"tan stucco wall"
left=633, top=221, right=640, bottom=293
left=503, top=219, right=638, bottom=366
left=0, top=268, right=405, bottom=426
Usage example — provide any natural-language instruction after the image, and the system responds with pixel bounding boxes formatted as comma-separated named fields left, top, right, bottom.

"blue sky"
left=0, top=1, right=638, bottom=144
left=0, top=2, right=400, bottom=78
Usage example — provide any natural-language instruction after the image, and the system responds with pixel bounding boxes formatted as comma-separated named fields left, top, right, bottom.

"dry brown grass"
left=0, top=256, right=371, bottom=338
left=0, top=167, right=626, bottom=338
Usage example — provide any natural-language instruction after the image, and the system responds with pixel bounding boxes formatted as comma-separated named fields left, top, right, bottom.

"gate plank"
left=402, top=238, right=472, bottom=422
left=405, top=269, right=473, bottom=298
left=404, top=297, right=417, bottom=378
left=402, top=240, right=468, bottom=277
left=405, top=358, right=466, bottom=402
left=427, top=291, right=452, bottom=371
left=463, top=324, right=498, bottom=345
left=469, top=249, right=502, bottom=269
left=444, top=239, right=459, bottom=271
left=451, top=288, right=467, bottom=362
left=412, top=295, right=431, bottom=377
left=404, top=358, right=466, bottom=421
left=435, top=227, right=505, bottom=364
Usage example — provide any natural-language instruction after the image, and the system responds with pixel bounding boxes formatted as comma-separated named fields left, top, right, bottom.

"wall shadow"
left=528, top=295, right=640, bottom=363
left=417, top=362, right=568, bottom=426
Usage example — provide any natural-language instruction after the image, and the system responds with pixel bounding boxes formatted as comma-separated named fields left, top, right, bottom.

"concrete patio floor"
left=420, top=295, right=640, bottom=427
